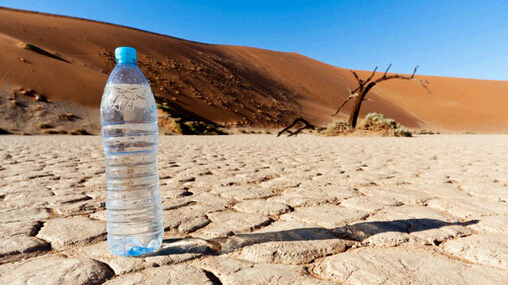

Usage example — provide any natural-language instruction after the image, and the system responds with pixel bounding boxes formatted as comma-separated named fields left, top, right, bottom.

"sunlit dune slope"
left=1, top=7, right=507, bottom=133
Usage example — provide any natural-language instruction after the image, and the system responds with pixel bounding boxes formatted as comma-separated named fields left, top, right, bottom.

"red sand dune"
left=1, top=7, right=507, bottom=133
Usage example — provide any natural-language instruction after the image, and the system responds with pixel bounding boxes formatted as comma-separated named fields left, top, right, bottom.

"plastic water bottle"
left=100, top=47, right=163, bottom=256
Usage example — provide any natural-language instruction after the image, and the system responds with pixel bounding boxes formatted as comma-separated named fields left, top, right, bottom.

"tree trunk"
left=348, top=82, right=377, bottom=127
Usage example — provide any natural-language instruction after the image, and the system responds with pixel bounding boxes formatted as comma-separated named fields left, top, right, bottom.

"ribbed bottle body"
left=101, top=74, right=163, bottom=256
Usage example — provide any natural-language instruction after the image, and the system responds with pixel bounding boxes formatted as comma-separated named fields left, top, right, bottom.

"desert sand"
left=1, top=134, right=508, bottom=284
left=1, top=7, right=508, bottom=134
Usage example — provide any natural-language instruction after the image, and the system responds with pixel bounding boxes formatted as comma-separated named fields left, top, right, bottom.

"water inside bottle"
left=102, top=84, right=163, bottom=256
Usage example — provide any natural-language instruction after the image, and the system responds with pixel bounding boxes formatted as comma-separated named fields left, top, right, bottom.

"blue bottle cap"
left=115, top=46, right=137, bottom=63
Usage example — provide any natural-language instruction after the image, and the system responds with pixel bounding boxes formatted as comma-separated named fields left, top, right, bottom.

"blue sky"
left=2, top=0, right=508, bottom=80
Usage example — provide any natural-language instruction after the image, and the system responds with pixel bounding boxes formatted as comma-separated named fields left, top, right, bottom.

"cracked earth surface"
left=1, top=134, right=508, bottom=284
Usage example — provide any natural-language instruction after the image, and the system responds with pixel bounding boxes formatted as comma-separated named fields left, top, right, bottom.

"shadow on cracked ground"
left=147, top=218, right=479, bottom=256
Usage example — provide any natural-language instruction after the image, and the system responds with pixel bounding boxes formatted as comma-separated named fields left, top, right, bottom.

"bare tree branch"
left=383, top=63, right=392, bottom=78
left=365, top=66, right=378, bottom=83
left=350, top=86, right=361, bottom=95
left=334, top=65, right=381, bottom=117
left=371, top=74, right=431, bottom=94
left=332, top=93, right=356, bottom=116
left=411, top=66, right=419, bottom=78
left=350, top=70, right=361, bottom=84
left=376, top=74, right=413, bottom=83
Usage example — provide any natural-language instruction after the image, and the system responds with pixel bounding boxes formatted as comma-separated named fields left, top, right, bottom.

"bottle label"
left=104, top=84, right=152, bottom=111
left=101, top=84, right=156, bottom=123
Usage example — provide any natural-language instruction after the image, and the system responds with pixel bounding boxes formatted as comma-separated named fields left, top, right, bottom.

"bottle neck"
left=116, top=60, right=137, bottom=65
left=107, top=61, right=149, bottom=86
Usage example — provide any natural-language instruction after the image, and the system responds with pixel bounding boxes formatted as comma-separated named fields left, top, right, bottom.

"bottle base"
left=108, top=230, right=163, bottom=257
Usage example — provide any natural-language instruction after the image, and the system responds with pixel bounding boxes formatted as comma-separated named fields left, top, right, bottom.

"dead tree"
left=333, top=65, right=430, bottom=128
left=277, top=117, right=315, bottom=137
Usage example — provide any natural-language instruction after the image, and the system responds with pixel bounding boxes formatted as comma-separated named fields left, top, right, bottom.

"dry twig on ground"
left=277, top=117, right=315, bottom=137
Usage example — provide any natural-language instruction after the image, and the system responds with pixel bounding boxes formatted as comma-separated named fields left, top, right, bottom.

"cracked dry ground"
left=1, top=135, right=508, bottom=285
